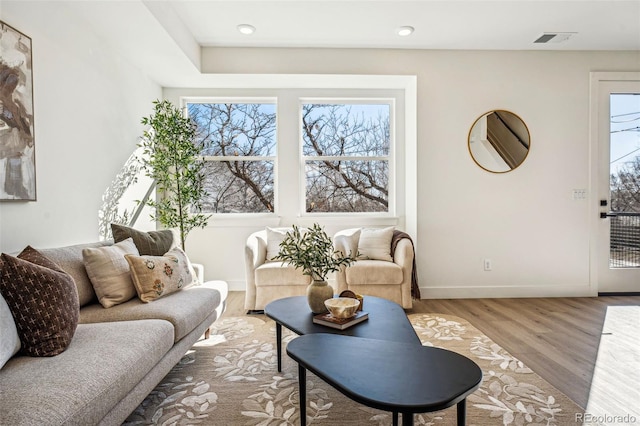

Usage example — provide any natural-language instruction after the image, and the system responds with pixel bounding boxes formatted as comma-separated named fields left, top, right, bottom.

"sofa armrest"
left=392, top=238, right=413, bottom=269
left=191, top=263, right=205, bottom=283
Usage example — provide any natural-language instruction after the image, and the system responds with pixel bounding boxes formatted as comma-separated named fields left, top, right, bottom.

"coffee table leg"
left=275, top=322, right=282, bottom=372
left=457, top=399, right=466, bottom=426
left=298, top=364, right=307, bottom=426
left=392, top=412, right=398, bottom=426
left=401, top=412, right=413, bottom=426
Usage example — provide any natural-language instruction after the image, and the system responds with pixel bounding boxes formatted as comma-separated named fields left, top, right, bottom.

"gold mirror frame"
left=468, top=110, right=530, bottom=173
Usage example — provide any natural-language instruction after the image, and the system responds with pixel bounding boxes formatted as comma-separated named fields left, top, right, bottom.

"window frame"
left=183, top=96, right=278, bottom=216
left=170, top=77, right=415, bottom=234
left=299, top=97, right=396, bottom=217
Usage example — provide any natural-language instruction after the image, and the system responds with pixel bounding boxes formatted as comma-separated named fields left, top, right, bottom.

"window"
left=301, top=102, right=391, bottom=213
left=179, top=88, right=403, bottom=220
left=186, top=100, right=276, bottom=213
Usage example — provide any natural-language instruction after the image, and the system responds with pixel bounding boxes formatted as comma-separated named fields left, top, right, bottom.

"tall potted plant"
left=273, top=223, right=357, bottom=313
left=139, top=100, right=210, bottom=249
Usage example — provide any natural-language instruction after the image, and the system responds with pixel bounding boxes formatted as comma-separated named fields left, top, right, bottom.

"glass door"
left=596, top=79, right=640, bottom=293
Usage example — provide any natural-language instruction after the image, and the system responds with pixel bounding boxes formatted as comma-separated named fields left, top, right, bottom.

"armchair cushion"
left=345, top=260, right=403, bottom=285
left=255, top=262, right=311, bottom=286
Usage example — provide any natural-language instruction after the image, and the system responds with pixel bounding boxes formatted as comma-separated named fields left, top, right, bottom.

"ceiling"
left=53, top=0, right=640, bottom=86
left=166, top=0, right=640, bottom=51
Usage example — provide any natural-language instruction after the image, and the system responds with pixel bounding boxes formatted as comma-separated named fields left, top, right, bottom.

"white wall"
left=0, top=3, right=638, bottom=300
left=0, top=2, right=161, bottom=253
left=183, top=47, right=639, bottom=297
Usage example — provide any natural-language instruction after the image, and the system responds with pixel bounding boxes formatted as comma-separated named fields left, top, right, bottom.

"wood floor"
left=222, top=292, right=640, bottom=412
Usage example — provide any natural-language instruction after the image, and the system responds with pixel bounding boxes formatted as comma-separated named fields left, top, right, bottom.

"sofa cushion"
left=39, top=241, right=111, bottom=307
left=255, top=261, right=312, bottom=286
left=345, top=259, right=403, bottom=285
left=79, top=281, right=225, bottom=342
left=0, top=320, right=174, bottom=426
left=111, top=223, right=179, bottom=256
left=82, top=238, right=139, bottom=308
left=126, top=247, right=197, bottom=302
left=0, top=248, right=79, bottom=357
left=0, top=293, right=20, bottom=369
left=358, top=227, right=394, bottom=261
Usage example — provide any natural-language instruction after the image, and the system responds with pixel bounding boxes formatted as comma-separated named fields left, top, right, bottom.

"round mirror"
left=468, top=110, right=530, bottom=173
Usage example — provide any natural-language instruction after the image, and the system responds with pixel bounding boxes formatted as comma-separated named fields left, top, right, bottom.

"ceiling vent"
left=534, top=32, right=576, bottom=44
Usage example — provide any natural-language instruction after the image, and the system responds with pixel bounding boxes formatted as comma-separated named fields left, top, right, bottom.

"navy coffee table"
left=287, top=334, right=483, bottom=426
left=264, top=295, right=421, bottom=372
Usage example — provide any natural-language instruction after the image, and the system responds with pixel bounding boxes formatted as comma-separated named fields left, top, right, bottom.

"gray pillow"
left=111, top=223, right=179, bottom=256
left=0, top=292, right=21, bottom=369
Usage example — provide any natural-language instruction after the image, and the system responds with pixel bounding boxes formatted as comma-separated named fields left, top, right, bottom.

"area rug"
left=123, top=314, right=584, bottom=425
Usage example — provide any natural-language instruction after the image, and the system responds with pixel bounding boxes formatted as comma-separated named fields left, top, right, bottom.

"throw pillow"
left=266, top=227, right=289, bottom=261
left=111, top=223, right=179, bottom=256
left=0, top=292, right=21, bottom=369
left=358, top=227, right=395, bottom=261
left=0, top=247, right=79, bottom=357
left=82, top=238, right=140, bottom=308
left=340, top=228, right=361, bottom=258
left=125, top=247, right=197, bottom=303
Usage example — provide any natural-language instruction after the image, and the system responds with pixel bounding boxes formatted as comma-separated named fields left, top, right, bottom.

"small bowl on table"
left=324, top=297, right=360, bottom=319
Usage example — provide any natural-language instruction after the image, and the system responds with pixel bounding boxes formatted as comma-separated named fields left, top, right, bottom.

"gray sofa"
left=0, top=240, right=228, bottom=425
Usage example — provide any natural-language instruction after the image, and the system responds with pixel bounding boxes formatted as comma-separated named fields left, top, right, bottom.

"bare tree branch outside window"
left=302, top=104, right=391, bottom=213
left=187, top=102, right=276, bottom=213
left=611, top=156, right=640, bottom=213
left=186, top=101, right=392, bottom=214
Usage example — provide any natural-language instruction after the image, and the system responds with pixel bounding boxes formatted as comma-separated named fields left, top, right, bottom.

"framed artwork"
left=0, top=20, right=35, bottom=201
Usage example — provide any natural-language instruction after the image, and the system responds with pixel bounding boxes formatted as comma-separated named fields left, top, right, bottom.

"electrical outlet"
left=483, top=259, right=492, bottom=271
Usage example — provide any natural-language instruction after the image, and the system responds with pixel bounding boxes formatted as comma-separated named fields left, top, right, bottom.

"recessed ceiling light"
left=237, top=24, right=256, bottom=35
left=397, top=26, right=414, bottom=37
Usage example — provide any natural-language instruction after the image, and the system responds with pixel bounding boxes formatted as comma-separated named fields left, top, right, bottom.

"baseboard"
left=419, top=284, right=596, bottom=299
left=229, top=281, right=599, bottom=298
left=227, top=280, right=247, bottom=291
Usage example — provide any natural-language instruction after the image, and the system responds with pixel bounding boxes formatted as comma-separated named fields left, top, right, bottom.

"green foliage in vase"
left=140, top=100, right=210, bottom=249
left=273, top=223, right=356, bottom=281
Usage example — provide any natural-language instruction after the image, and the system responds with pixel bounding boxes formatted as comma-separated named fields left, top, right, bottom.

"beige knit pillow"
left=125, top=247, right=197, bottom=303
left=358, top=227, right=394, bottom=261
left=82, top=238, right=139, bottom=308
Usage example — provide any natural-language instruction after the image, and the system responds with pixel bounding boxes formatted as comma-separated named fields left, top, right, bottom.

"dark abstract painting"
left=0, top=21, right=35, bottom=201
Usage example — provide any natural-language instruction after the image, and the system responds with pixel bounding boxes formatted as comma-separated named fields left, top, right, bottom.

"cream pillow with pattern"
left=125, top=247, right=197, bottom=303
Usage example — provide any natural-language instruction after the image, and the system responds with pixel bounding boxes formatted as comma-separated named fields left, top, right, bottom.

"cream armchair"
left=333, top=228, right=414, bottom=309
left=244, top=228, right=312, bottom=312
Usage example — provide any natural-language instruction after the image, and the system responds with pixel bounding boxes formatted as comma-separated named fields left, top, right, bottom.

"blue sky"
left=610, top=94, right=640, bottom=175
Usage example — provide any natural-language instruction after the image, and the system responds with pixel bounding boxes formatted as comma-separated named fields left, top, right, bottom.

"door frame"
left=589, top=72, right=640, bottom=294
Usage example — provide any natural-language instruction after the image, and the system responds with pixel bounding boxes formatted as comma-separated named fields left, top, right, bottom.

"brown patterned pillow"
left=125, top=247, right=196, bottom=302
left=111, top=223, right=179, bottom=256
left=0, top=246, right=79, bottom=357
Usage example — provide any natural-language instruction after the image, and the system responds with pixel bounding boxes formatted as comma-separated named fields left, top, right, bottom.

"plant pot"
left=307, top=280, right=333, bottom=314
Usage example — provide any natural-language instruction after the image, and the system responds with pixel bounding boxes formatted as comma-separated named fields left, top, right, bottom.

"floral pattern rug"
left=123, top=314, right=584, bottom=425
